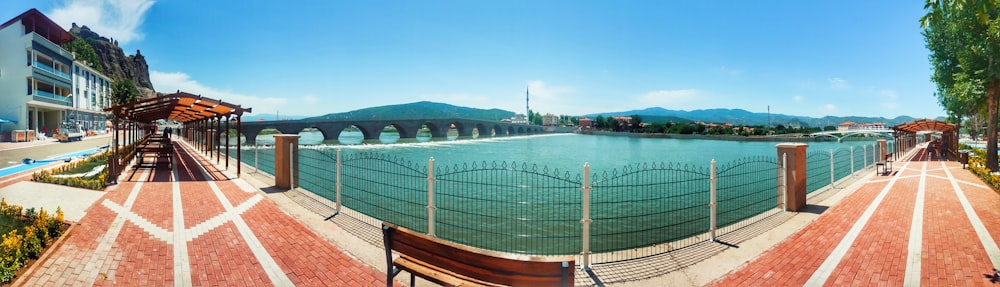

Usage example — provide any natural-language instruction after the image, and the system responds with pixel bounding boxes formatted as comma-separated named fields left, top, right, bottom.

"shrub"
left=0, top=201, right=66, bottom=284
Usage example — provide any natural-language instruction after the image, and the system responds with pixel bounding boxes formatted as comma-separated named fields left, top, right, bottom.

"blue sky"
left=10, top=1, right=941, bottom=119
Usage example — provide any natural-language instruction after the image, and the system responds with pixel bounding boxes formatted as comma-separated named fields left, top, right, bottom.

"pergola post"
left=225, top=115, right=230, bottom=170
left=236, top=114, right=242, bottom=177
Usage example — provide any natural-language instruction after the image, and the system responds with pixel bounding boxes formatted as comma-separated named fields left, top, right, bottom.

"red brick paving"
left=180, top=182, right=224, bottom=229
left=711, top=150, right=1000, bottom=287
left=15, top=140, right=396, bottom=286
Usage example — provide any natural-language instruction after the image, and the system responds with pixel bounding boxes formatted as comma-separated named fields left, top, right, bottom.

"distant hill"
left=306, top=101, right=515, bottom=121
left=587, top=107, right=922, bottom=127
left=242, top=113, right=309, bottom=122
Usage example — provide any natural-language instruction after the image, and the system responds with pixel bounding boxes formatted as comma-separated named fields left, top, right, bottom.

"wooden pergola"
left=893, top=119, right=958, bottom=158
left=104, top=91, right=252, bottom=183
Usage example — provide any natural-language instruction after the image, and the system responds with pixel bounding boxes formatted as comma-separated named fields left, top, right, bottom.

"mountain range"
left=306, top=101, right=514, bottom=121
left=587, top=107, right=929, bottom=127
left=293, top=101, right=930, bottom=128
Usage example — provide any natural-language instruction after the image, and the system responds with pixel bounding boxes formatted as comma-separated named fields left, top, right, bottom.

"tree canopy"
left=923, top=0, right=1000, bottom=170
left=61, top=36, right=102, bottom=73
left=112, top=78, right=140, bottom=105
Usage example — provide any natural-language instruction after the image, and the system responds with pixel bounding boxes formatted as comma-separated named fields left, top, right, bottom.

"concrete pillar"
left=777, top=143, right=808, bottom=212
left=274, top=135, right=300, bottom=190
left=877, top=139, right=887, bottom=160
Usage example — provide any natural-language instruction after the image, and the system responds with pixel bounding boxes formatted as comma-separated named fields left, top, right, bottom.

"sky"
left=9, top=1, right=943, bottom=119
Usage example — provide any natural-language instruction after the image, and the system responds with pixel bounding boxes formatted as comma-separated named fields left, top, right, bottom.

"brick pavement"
left=16, top=140, right=395, bottom=286
left=710, top=145, right=1000, bottom=286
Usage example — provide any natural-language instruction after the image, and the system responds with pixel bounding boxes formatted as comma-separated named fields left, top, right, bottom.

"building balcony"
left=29, top=32, right=74, bottom=60
left=32, top=90, right=72, bottom=106
left=33, top=61, right=71, bottom=80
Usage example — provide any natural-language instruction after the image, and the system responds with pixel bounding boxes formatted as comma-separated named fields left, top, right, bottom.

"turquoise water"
left=232, top=133, right=884, bottom=254
left=261, top=133, right=881, bottom=172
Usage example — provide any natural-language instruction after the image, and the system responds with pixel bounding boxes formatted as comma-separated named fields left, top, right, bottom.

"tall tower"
left=525, top=85, right=530, bottom=124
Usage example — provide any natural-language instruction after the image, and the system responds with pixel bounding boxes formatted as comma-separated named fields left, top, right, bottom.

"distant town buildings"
left=0, top=9, right=111, bottom=140
left=611, top=116, right=633, bottom=131
left=837, top=121, right=886, bottom=132
left=541, top=113, right=559, bottom=126
left=578, top=117, right=594, bottom=130
left=505, top=114, right=528, bottom=124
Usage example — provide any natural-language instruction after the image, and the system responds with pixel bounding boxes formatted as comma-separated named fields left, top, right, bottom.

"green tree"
left=594, top=115, right=605, bottom=130
left=629, top=114, right=643, bottom=133
left=532, top=112, right=542, bottom=125
left=112, top=78, right=140, bottom=105
left=61, top=36, right=102, bottom=73
left=922, top=0, right=1000, bottom=170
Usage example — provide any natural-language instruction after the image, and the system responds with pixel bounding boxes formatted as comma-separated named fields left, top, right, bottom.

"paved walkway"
left=15, top=139, right=393, bottom=286
left=710, top=144, right=1000, bottom=286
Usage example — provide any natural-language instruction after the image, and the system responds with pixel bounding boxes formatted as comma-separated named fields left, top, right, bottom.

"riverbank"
left=577, top=130, right=887, bottom=142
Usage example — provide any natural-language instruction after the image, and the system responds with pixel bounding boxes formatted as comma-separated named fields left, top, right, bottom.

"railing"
left=33, top=61, right=71, bottom=79
left=229, top=142, right=881, bottom=269
left=32, top=90, right=72, bottom=106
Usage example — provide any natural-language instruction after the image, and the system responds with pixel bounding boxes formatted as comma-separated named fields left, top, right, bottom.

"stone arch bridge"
left=239, top=118, right=542, bottom=143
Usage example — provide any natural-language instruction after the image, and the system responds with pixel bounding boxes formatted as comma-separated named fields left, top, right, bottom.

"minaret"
left=525, top=85, right=530, bottom=123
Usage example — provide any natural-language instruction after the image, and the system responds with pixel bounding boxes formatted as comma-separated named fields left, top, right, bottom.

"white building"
left=542, top=113, right=559, bottom=126
left=511, top=114, right=528, bottom=124
left=0, top=9, right=76, bottom=140
left=71, top=60, right=112, bottom=133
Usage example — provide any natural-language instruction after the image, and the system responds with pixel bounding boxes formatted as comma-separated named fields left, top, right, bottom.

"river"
left=247, top=132, right=884, bottom=172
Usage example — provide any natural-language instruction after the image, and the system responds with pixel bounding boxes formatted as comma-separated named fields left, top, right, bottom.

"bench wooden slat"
left=395, top=256, right=501, bottom=287
left=384, top=222, right=574, bottom=287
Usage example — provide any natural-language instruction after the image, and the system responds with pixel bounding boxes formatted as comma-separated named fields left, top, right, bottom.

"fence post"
left=427, top=157, right=436, bottom=236
left=336, top=148, right=342, bottom=215
left=829, top=149, right=835, bottom=188
left=782, top=153, right=788, bottom=211
left=850, top=146, right=855, bottom=175
left=710, top=159, right=717, bottom=242
left=581, top=163, right=592, bottom=269
left=254, top=144, right=258, bottom=174
left=863, top=145, right=868, bottom=167
left=289, top=141, right=296, bottom=188
left=872, top=144, right=877, bottom=167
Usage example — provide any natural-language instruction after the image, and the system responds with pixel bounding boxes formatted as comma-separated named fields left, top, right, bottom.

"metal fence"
left=228, top=142, right=879, bottom=268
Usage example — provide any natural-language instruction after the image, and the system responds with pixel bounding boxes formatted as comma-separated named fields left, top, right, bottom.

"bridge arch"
left=241, top=118, right=540, bottom=144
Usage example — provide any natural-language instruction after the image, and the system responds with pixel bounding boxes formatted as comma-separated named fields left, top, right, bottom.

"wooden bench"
left=382, top=222, right=575, bottom=287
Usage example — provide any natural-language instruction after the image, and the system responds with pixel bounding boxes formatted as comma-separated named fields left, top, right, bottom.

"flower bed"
left=31, top=150, right=111, bottom=190
left=962, top=144, right=1000, bottom=191
left=0, top=199, right=64, bottom=283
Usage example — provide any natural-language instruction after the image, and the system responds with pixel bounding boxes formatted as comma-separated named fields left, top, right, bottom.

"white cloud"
left=526, top=80, right=574, bottom=101
left=48, top=0, right=155, bottom=45
left=821, top=104, right=838, bottom=113
left=879, top=89, right=898, bottom=110
left=523, top=80, right=576, bottom=114
left=303, top=95, right=320, bottom=105
left=793, top=95, right=804, bottom=103
left=827, top=77, right=849, bottom=90
left=880, top=89, right=897, bottom=99
left=150, top=70, right=288, bottom=113
left=637, top=89, right=701, bottom=108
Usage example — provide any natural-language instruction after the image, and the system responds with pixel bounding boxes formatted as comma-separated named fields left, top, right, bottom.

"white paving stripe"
left=903, top=161, right=927, bottom=286
left=172, top=166, right=192, bottom=287
left=943, top=162, right=1000, bottom=271
left=804, top=155, right=914, bottom=286
left=83, top=169, right=149, bottom=286
left=183, top=143, right=295, bottom=286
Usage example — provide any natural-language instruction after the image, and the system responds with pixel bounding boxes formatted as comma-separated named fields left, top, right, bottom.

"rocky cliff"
left=69, top=23, right=155, bottom=98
